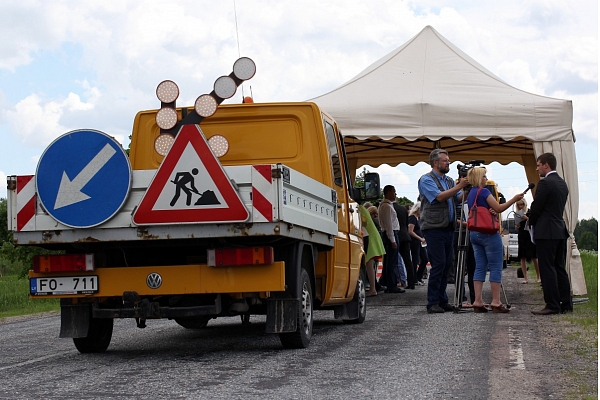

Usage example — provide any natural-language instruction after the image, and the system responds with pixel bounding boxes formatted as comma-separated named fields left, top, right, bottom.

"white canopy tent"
left=311, top=26, right=586, bottom=295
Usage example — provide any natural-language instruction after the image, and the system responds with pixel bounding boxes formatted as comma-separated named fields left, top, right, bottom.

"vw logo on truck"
left=146, top=273, right=163, bottom=289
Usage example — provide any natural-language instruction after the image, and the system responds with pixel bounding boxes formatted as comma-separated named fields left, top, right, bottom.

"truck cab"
left=130, top=102, right=365, bottom=302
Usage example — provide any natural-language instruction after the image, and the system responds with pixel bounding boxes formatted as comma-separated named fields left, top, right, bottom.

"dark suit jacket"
left=528, top=172, right=569, bottom=240
left=393, top=202, right=411, bottom=242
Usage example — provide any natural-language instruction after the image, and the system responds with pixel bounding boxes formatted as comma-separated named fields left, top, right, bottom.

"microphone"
left=523, top=183, right=535, bottom=194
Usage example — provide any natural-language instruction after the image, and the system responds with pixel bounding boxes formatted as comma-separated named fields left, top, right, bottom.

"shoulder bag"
left=467, top=188, right=499, bottom=234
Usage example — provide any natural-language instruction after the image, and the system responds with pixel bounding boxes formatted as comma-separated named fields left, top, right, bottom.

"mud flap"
left=333, top=301, right=359, bottom=320
left=59, top=302, right=91, bottom=338
left=265, top=298, right=298, bottom=333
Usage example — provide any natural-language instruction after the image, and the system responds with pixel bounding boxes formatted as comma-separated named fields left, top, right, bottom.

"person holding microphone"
left=466, top=167, right=525, bottom=313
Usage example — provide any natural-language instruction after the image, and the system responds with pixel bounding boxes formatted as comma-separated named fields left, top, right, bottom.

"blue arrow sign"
left=36, top=129, right=131, bottom=228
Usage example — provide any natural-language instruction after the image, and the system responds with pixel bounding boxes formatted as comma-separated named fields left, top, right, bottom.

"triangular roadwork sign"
left=133, top=124, right=249, bottom=225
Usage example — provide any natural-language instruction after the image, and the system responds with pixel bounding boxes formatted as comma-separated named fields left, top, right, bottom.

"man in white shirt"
left=378, top=185, right=404, bottom=293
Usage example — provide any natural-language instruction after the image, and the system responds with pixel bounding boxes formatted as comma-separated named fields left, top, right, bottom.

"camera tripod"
left=452, top=196, right=471, bottom=313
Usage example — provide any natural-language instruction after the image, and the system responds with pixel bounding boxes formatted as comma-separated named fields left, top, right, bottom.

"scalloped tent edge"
left=311, top=25, right=585, bottom=295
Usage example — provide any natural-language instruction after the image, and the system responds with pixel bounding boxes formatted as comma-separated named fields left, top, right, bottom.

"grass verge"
left=0, top=275, right=59, bottom=319
left=561, top=250, right=598, bottom=400
left=510, top=252, right=597, bottom=399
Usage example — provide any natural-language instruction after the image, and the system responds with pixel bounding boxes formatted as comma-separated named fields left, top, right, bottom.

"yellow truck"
left=6, top=58, right=379, bottom=352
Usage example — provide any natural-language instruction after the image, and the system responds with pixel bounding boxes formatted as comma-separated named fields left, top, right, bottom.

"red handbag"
left=467, top=188, right=499, bottom=234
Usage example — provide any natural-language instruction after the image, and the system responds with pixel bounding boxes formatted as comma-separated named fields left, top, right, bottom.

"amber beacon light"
left=154, top=58, right=256, bottom=156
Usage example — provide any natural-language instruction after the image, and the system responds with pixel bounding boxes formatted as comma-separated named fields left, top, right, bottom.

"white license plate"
left=30, top=276, right=99, bottom=295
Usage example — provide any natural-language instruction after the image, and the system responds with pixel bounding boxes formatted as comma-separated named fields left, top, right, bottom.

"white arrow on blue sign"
left=36, top=129, right=132, bottom=228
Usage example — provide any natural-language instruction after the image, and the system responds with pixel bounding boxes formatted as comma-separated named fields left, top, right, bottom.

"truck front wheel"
left=73, top=318, right=113, bottom=353
left=279, top=269, right=313, bottom=349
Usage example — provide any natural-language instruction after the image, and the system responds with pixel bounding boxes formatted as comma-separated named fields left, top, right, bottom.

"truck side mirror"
left=364, top=173, right=380, bottom=200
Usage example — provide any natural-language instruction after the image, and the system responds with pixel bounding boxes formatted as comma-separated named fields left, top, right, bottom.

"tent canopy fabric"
left=310, top=26, right=585, bottom=295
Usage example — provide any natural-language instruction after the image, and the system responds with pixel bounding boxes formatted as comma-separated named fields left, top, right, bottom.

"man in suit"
left=528, top=153, right=572, bottom=315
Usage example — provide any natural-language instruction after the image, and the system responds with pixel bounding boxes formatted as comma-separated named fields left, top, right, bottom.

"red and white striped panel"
left=251, top=165, right=274, bottom=222
left=16, top=175, right=36, bottom=231
left=375, top=256, right=383, bottom=279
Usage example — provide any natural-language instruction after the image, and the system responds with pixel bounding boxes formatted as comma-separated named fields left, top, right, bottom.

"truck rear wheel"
left=174, top=316, right=211, bottom=329
left=343, top=267, right=367, bottom=324
left=73, top=318, right=113, bottom=353
left=279, top=269, right=313, bottom=349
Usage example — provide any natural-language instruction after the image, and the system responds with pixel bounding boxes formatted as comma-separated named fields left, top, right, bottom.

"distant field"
left=0, top=275, right=59, bottom=318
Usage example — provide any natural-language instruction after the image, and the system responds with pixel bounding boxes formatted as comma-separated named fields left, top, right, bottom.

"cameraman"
left=418, top=149, right=469, bottom=314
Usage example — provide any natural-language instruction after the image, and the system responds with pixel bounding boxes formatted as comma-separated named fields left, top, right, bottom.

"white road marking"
left=0, top=351, right=72, bottom=371
left=508, top=326, right=525, bottom=370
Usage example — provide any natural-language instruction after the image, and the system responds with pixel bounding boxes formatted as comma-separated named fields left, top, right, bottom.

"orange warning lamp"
left=153, top=57, right=256, bottom=156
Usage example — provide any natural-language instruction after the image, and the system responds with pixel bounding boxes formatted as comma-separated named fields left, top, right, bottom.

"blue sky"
left=0, top=0, right=597, bottom=219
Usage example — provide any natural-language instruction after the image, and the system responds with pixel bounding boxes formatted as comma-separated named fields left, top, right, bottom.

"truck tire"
left=343, top=267, right=367, bottom=324
left=73, top=318, right=113, bottom=353
left=279, top=269, right=313, bottom=349
left=174, top=316, right=211, bottom=329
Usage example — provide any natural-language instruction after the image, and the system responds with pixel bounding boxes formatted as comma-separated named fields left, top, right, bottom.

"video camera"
left=457, top=159, right=485, bottom=178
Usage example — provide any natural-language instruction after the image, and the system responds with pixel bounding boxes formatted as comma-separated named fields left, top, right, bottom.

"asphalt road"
left=0, top=268, right=575, bottom=399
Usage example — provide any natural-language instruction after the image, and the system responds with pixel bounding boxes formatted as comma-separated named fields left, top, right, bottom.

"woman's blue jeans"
left=469, top=231, right=503, bottom=283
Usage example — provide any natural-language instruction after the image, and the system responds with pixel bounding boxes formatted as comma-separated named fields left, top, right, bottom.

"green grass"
left=562, top=250, right=598, bottom=400
left=566, top=251, right=598, bottom=330
left=577, top=251, right=598, bottom=307
left=510, top=251, right=597, bottom=399
left=0, top=275, right=59, bottom=318
left=515, top=251, right=597, bottom=318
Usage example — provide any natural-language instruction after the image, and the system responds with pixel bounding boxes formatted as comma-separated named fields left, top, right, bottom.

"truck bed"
left=8, top=164, right=337, bottom=247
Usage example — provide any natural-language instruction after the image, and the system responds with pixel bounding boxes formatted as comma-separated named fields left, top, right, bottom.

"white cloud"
left=4, top=94, right=65, bottom=145
left=553, top=36, right=598, bottom=83
left=570, top=93, right=598, bottom=143
left=578, top=201, right=598, bottom=220
left=30, top=155, right=40, bottom=166
left=496, top=59, right=539, bottom=93
left=3, top=86, right=100, bottom=147
left=0, top=0, right=596, bottom=218
left=0, top=2, right=71, bottom=71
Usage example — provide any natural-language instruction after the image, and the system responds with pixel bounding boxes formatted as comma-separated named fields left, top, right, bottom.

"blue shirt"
left=418, top=171, right=459, bottom=222
left=467, top=187, right=492, bottom=210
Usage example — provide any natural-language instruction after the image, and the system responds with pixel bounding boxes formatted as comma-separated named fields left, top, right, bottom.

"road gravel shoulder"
left=487, top=265, right=597, bottom=399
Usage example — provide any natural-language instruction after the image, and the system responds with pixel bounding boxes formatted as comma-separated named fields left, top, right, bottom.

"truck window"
left=338, top=130, right=354, bottom=196
left=324, top=120, right=343, bottom=187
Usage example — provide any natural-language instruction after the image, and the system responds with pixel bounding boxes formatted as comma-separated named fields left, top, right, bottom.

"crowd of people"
left=361, top=149, right=572, bottom=316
